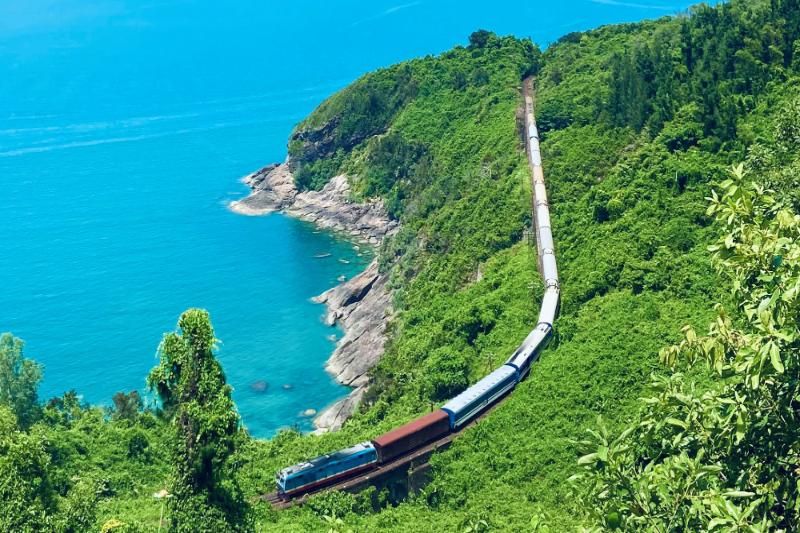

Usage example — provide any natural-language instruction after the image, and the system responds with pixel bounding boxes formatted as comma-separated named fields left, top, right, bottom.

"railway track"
left=261, top=391, right=511, bottom=508
left=262, top=76, right=553, bottom=508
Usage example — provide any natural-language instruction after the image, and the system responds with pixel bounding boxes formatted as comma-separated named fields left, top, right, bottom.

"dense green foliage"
left=607, top=0, right=800, bottom=141
left=0, top=312, right=246, bottom=531
left=289, top=31, right=540, bottom=202
left=0, top=333, right=42, bottom=429
left=3, top=2, right=800, bottom=530
left=287, top=32, right=545, bottom=418
left=0, top=405, right=100, bottom=532
left=148, top=309, right=249, bottom=531
left=573, top=124, right=800, bottom=531
left=247, top=3, right=799, bottom=529
left=0, top=378, right=169, bottom=531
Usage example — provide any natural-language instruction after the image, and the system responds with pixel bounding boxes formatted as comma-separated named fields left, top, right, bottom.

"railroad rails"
left=261, top=397, right=510, bottom=509
left=264, top=77, right=558, bottom=507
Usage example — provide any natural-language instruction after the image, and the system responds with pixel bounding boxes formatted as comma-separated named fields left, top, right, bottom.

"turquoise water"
left=0, top=0, right=701, bottom=437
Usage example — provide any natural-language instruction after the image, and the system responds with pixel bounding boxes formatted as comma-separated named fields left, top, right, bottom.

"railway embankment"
left=230, top=162, right=397, bottom=432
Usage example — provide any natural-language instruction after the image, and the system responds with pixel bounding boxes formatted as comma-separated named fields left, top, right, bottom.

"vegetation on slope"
left=574, top=158, right=800, bottom=531
left=147, top=309, right=249, bottom=532
left=570, top=97, right=800, bottom=531
left=2, top=1, right=800, bottom=530
left=0, top=334, right=171, bottom=531
left=245, top=4, right=800, bottom=528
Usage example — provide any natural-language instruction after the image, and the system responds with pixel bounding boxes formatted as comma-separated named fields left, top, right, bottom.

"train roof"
left=372, top=409, right=449, bottom=449
left=441, top=365, right=516, bottom=414
left=506, top=322, right=551, bottom=363
left=278, top=441, right=374, bottom=479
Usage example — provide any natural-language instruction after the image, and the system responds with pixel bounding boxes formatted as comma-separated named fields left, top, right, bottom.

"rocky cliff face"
left=230, top=162, right=397, bottom=244
left=312, top=260, right=392, bottom=432
left=230, top=162, right=396, bottom=432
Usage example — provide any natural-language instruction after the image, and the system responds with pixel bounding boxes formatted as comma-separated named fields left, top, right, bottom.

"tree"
left=0, top=401, right=99, bottom=533
left=148, top=309, right=250, bottom=532
left=55, top=478, right=100, bottom=533
left=0, top=333, right=42, bottom=428
left=0, top=405, right=54, bottom=531
left=468, top=29, right=493, bottom=49
left=110, top=390, right=143, bottom=422
left=571, top=164, right=800, bottom=531
left=422, top=345, right=472, bottom=401
left=775, top=97, right=800, bottom=153
left=42, top=389, right=84, bottom=428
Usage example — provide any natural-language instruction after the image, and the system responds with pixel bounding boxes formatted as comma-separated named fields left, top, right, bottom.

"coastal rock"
left=231, top=162, right=395, bottom=432
left=313, top=259, right=390, bottom=388
left=301, top=408, right=317, bottom=417
left=250, top=380, right=269, bottom=393
left=285, top=173, right=398, bottom=243
left=230, top=162, right=398, bottom=243
left=229, top=163, right=297, bottom=215
left=313, top=387, right=366, bottom=434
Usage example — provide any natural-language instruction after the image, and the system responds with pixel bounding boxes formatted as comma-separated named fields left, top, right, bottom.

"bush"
left=422, top=346, right=472, bottom=401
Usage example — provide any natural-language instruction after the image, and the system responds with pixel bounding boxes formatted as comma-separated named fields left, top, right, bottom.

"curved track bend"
left=263, top=76, right=557, bottom=508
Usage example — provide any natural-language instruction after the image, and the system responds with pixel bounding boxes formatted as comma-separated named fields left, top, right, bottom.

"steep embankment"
left=233, top=32, right=546, bottom=528
left=232, top=34, right=541, bottom=435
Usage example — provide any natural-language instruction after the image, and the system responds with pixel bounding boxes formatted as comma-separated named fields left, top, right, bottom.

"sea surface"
left=0, top=0, right=702, bottom=437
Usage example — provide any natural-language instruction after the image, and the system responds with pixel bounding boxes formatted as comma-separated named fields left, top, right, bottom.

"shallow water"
left=0, top=0, right=702, bottom=437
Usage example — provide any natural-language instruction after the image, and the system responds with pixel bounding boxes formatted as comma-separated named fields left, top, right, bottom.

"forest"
left=2, top=0, right=800, bottom=530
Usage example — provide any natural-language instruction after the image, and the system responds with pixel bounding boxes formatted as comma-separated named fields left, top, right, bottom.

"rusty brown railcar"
left=372, top=410, right=451, bottom=464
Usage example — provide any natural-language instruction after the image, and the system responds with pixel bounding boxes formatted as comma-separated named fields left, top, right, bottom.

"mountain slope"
left=243, top=2, right=800, bottom=530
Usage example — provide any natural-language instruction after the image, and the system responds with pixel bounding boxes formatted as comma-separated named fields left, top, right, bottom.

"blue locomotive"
left=277, top=442, right=378, bottom=496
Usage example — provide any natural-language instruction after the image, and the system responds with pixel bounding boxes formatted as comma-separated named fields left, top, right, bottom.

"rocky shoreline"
left=229, top=162, right=397, bottom=433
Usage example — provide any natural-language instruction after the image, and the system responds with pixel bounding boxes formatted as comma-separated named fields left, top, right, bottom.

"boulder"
left=313, top=387, right=366, bottom=434
left=250, top=380, right=268, bottom=393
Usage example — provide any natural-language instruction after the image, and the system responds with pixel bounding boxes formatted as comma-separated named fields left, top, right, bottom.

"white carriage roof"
left=442, top=365, right=516, bottom=413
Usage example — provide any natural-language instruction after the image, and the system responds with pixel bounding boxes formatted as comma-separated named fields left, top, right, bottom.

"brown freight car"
left=372, top=410, right=451, bottom=464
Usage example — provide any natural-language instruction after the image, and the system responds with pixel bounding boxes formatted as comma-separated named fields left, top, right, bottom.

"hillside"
left=241, top=2, right=800, bottom=529
left=2, top=1, right=800, bottom=530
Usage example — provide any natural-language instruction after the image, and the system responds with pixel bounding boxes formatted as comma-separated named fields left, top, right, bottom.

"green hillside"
left=3, top=1, right=800, bottom=530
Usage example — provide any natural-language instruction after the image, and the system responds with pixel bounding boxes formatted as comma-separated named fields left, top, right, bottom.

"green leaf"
left=723, top=491, right=755, bottom=498
left=597, top=446, right=608, bottom=462
left=735, top=413, right=746, bottom=443
left=665, top=418, right=688, bottom=430
left=758, top=309, right=772, bottom=328
left=708, top=518, right=730, bottom=529
left=783, top=281, right=800, bottom=302
left=768, top=342, right=784, bottom=374
left=577, top=453, right=599, bottom=465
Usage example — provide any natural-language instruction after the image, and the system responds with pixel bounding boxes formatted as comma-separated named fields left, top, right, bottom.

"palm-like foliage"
left=573, top=164, right=800, bottom=531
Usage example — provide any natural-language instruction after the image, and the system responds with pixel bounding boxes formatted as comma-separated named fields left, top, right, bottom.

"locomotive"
left=277, top=90, right=558, bottom=500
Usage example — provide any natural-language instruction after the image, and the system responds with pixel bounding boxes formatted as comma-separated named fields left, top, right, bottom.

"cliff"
left=230, top=162, right=397, bottom=245
left=230, top=162, right=397, bottom=432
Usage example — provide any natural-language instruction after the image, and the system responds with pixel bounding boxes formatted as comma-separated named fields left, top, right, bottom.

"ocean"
left=0, top=0, right=701, bottom=437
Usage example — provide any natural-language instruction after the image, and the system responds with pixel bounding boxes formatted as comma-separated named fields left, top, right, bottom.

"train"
left=276, top=87, right=559, bottom=500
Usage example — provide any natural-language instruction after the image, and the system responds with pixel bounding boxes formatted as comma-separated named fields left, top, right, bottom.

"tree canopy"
left=148, top=309, right=250, bottom=532
left=572, top=157, right=800, bottom=530
left=0, top=333, right=42, bottom=428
